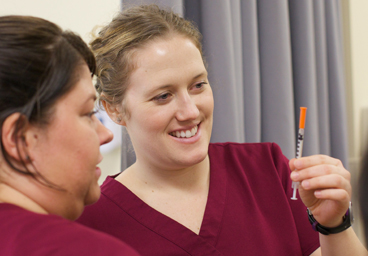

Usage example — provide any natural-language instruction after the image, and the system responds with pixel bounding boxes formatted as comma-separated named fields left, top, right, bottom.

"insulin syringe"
left=291, top=107, right=307, bottom=200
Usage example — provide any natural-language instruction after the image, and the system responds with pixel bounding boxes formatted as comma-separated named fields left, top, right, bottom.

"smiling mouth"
left=170, top=125, right=198, bottom=138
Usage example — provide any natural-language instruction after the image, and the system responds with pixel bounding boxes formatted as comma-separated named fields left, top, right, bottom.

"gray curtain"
left=120, top=0, right=348, bottom=170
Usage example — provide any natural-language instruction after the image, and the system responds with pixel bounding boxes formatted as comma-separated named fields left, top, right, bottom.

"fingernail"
left=302, top=180, right=310, bottom=189
left=315, top=191, right=321, bottom=197
left=291, top=172, right=299, bottom=179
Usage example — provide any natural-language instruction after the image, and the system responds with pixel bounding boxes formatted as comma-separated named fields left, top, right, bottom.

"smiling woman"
left=77, top=4, right=367, bottom=256
left=116, top=35, right=213, bottom=173
left=0, top=15, right=139, bottom=256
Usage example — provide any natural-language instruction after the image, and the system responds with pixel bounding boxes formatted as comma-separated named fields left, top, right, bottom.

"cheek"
left=62, top=130, right=100, bottom=180
left=207, top=98, right=214, bottom=114
left=129, top=107, right=172, bottom=133
left=206, top=88, right=214, bottom=106
left=197, top=93, right=214, bottom=116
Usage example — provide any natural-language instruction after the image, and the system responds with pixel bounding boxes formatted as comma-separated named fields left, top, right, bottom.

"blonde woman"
left=78, top=5, right=367, bottom=256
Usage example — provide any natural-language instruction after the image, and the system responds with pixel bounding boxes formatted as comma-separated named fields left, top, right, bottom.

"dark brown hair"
left=0, top=15, right=96, bottom=185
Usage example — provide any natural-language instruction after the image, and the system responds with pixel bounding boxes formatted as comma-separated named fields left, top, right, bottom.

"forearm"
left=319, top=228, right=367, bottom=256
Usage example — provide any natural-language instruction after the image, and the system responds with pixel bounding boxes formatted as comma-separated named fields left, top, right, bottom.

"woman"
left=0, top=15, right=139, bottom=256
left=77, top=4, right=367, bottom=255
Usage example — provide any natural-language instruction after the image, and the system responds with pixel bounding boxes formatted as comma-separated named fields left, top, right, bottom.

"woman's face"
left=122, top=35, right=214, bottom=171
left=31, top=64, right=113, bottom=219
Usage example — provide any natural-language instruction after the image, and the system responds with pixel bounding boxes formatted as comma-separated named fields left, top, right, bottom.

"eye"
left=88, top=110, right=98, bottom=118
left=191, top=82, right=207, bottom=91
left=153, top=92, right=172, bottom=103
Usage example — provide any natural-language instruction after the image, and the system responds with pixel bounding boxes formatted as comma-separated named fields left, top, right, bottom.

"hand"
left=289, top=155, right=351, bottom=227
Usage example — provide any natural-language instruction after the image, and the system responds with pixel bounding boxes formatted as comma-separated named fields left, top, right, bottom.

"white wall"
left=0, top=0, right=123, bottom=184
left=341, top=0, right=368, bottom=243
left=0, top=0, right=121, bottom=43
left=348, top=0, right=368, bottom=158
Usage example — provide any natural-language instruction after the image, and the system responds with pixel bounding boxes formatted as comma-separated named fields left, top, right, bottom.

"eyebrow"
left=83, top=93, right=97, bottom=105
left=192, top=71, right=208, bottom=80
left=148, top=71, right=208, bottom=93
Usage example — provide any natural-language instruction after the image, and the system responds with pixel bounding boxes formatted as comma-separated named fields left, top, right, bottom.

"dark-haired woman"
left=0, top=15, right=139, bottom=256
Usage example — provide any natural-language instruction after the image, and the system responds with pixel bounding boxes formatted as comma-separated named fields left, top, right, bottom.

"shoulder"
left=0, top=204, right=139, bottom=256
left=209, top=142, right=285, bottom=160
left=208, top=142, right=290, bottom=182
left=58, top=221, right=140, bottom=255
left=209, top=141, right=281, bottom=150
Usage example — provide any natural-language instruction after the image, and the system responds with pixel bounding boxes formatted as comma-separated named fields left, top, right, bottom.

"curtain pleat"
left=257, top=0, right=296, bottom=158
left=313, top=0, right=331, bottom=156
left=200, top=0, right=245, bottom=143
left=240, top=0, right=262, bottom=143
left=289, top=0, right=320, bottom=157
left=325, top=0, right=349, bottom=166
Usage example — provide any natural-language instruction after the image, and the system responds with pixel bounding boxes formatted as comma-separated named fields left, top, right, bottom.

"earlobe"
left=101, top=100, right=126, bottom=126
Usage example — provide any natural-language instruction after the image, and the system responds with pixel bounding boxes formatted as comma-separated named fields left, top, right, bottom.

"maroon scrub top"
left=0, top=203, right=140, bottom=256
left=78, top=142, right=320, bottom=255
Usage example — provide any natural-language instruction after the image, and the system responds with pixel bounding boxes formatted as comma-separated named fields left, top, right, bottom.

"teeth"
left=171, top=126, right=198, bottom=138
left=185, top=130, right=191, bottom=138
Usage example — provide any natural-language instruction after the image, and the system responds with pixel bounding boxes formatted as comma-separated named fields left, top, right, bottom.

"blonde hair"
left=90, top=4, right=203, bottom=110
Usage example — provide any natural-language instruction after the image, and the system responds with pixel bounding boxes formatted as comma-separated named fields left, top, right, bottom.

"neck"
left=121, top=155, right=210, bottom=192
left=0, top=182, right=48, bottom=215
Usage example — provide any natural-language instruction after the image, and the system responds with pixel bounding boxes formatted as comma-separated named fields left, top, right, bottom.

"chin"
left=84, top=188, right=101, bottom=206
left=178, top=149, right=208, bottom=167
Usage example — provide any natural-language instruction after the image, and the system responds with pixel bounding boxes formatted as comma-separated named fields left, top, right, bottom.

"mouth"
left=169, top=124, right=199, bottom=138
left=95, top=166, right=102, bottom=178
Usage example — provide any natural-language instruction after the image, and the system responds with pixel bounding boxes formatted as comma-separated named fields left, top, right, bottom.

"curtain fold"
left=195, top=0, right=245, bottom=143
left=120, top=0, right=349, bottom=169
left=289, top=0, right=321, bottom=157
left=240, top=0, right=261, bottom=143
left=325, top=0, right=348, bottom=165
left=257, top=0, right=296, bottom=158
left=313, top=0, right=331, bottom=156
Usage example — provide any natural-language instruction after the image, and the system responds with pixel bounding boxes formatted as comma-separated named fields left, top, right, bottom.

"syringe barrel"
left=296, top=128, right=304, bottom=159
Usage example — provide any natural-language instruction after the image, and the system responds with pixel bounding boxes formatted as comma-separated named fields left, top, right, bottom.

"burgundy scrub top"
left=78, top=142, right=320, bottom=255
left=0, top=203, right=140, bottom=256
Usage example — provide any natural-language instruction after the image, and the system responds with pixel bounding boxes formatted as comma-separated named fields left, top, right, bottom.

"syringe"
left=291, top=107, right=307, bottom=200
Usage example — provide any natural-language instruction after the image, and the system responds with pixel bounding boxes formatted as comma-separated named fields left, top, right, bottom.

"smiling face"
left=31, top=64, right=113, bottom=219
left=121, top=34, right=214, bottom=171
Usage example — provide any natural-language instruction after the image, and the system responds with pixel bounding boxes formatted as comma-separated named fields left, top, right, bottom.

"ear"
left=2, top=113, right=31, bottom=162
left=101, top=100, right=126, bottom=126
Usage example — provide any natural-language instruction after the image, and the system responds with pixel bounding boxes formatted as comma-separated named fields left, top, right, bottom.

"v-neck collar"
left=198, top=146, right=226, bottom=244
left=101, top=147, right=227, bottom=255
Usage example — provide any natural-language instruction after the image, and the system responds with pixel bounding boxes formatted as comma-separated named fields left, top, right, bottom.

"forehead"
left=54, top=65, right=96, bottom=110
left=129, top=35, right=206, bottom=87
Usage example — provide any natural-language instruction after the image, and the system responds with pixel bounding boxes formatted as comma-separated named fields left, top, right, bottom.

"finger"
left=293, top=155, right=343, bottom=170
left=300, top=174, right=352, bottom=195
left=313, top=188, right=351, bottom=203
left=289, top=158, right=296, bottom=171
left=290, top=164, right=351, bottom=182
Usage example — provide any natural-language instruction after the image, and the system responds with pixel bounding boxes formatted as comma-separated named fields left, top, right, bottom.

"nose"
left=175, top=94, right=200, bottom=121
left=96, top=118, right=114, bottom=146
